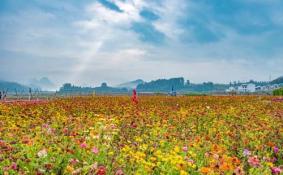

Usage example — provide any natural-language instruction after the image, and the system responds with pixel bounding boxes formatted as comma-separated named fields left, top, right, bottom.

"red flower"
left=96, top=165, right=106, bottom=175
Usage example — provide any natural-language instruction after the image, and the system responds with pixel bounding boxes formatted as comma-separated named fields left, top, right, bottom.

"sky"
left=0, top=0, right=283, bottom=88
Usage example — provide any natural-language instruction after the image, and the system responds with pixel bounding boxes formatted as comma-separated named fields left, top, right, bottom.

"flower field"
left=0, top=96, right=282, bottom=175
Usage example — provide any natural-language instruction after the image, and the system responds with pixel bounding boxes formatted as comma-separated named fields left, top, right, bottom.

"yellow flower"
left=180, top=170, right=188, bottom=175
left=65, top=165, right=74, bottom=173
left=266, top=162, right=274, bottom=167
left=135, top=137, right=143, bottom=142
left=174, top=146, right=180, bottom=153
left=150, top=156, right=157, bottom=162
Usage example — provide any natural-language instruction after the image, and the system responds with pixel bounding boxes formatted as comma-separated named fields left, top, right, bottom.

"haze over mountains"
left=117, top=79, right=144, bottom=89
left=1, top=76, right=282, bottom=94
left=29, top=77, right=56, bottom=91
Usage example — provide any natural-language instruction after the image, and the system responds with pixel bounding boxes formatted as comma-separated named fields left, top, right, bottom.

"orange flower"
left=200, top=167, right=212, bottom=174
left=219, top=162, right=232, bottom=171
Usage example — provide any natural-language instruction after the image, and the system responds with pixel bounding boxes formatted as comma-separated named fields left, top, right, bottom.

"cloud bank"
left=0, top=0, right=282, bottom=87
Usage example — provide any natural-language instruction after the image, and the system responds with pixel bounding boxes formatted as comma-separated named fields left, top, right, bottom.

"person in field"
left=131, top=89, right=138, bottom=105
left=0, top=91, right=2, bottom=100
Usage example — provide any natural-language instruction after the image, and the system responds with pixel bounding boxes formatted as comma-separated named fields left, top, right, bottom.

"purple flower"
left=243, top=149, right=251, bottom=157
left=271, top=157, right=278, bottom=163
left=273, top=146, right=279, bottom=154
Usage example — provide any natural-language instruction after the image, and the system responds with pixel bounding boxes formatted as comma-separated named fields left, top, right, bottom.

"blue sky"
left=0, top=0, right=283, bottom=87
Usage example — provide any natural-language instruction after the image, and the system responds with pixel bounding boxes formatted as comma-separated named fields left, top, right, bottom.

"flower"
left=200, top=167, right=212, bottom=174
left=11, top=162, right=17, bottom=170
left=96, top=165, right=106, bottom=175
left=92, top=147, right=99, bottom=154
left=243, top=149, right=251, bottom=157
left=233, top=166, right=244, bottom=175
left=273, top=146, right=279, bottom=154
left=65, top=165, right=74, bottom=173
left=115, top=168, right=124, bottom=175
left=80, top=142, right=87, bottom=148
left=248, top=156, right=260, bottom=167
left=180, top=170, right=188, bottom=175
left=182, top=146, right=188, bottom=152
left=37, top=149, right=47, bottom=158
left=69, top=158, right=79, bottom=165
left=271, top=167, right=282, bottom=174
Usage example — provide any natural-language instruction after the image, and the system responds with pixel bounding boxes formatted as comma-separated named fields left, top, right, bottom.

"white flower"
left=38, top=149, right=48, bottom=158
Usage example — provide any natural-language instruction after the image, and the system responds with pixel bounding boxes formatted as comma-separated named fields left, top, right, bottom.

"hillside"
left=137, top=77, right=185, bottom=92
left=271, top=76, right=283, bottom=84
left=0, top=80, right=29, bottom=92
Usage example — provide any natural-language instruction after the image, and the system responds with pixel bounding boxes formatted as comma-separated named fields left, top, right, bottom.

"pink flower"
left=92, top=147, right=99, bottom=154
left=80, top=142, right=87, bottom=148
left=115, top=168, right=124, bottom=175
left=11, top=162, right=17, bottom=170
left=182, top=146, right=188, bottom=152
left=271, top=167, right=282, bottom=174
left=69, top=158, right=79, bottom=165
left=248, top=156, right=260, bottom=167
left=42, top=123, right=49, bottom=128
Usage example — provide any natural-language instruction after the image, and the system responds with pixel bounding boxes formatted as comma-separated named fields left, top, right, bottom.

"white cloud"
left=0, top=0, right=282, bottom=87
left=151, top=0, right=187, bottom=40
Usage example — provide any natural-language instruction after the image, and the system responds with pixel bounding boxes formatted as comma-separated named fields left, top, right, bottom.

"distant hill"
left=0, top=80, right=29, bottom=92
left=137, top=77, right=185, bottom=92
left=29, top=77, right=55, bottom=91
left=59, top=82, right=128, bottom=94
left=117, top=79, right=144, bottom=89
left=271, top=76, right=283, bottom=84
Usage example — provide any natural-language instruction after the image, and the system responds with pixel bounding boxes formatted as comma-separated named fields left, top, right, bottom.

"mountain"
left=29, top=77, right=55, bottom=91
left=271, top=76, right=283, bottom=84
left=137, top=77, right=185, bottom=92
left=0, top=80, right=30, bottom=92
left=117, top=79, right=144, bottom=89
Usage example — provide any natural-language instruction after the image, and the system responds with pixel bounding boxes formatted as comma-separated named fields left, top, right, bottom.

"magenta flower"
left=92, top=146, right=99, bottom=154
left=80, top=142, right=87, bottom=148
left=271, top=167, right=282, bottom=174
left=11, top=162, right=17, bottom=170
left=273, top=146, right=279, bottom=154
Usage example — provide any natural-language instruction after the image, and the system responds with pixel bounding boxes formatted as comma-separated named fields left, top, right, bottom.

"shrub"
left=273, top=88, right=283, bottom=96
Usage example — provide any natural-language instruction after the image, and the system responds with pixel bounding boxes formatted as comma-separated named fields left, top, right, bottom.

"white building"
left=237, top=83, right=256, bottom=93
left=226, top=83, right=282, bottom=94
left=226, top=86, right=236, bottom=93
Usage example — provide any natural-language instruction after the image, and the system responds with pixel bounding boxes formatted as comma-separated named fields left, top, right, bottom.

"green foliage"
left=273, top=88, right=283, bottom=96
left=184, top=92, right=207, bottom=96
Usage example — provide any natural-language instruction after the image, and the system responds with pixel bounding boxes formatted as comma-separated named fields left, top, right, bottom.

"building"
left=238, top=84, right=256, bottom=93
